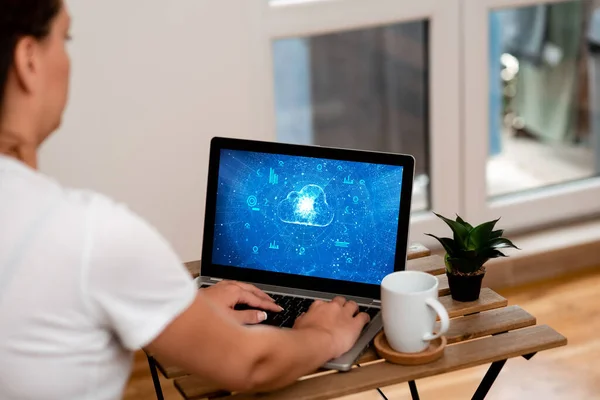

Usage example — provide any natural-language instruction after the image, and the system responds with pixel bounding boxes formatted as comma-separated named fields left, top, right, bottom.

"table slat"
left=442, top=305, right=536, bottom=344
left=407, top=255, right=445, bottom=275
left=437, top=274, right=449, bottom=297
left=406, top=243, right=431, bottom=260
left=442, top=288, right=507, bottom=318
left=356, top=305, right=536, bottom=364
left=199, top=325, right=565, bottom=400
left=154, top=355, right=187, bottom=379
left=174, top=378, right=227, bottom=400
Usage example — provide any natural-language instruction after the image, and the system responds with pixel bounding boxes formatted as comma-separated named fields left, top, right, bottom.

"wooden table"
left=146, top=244, right=567, bottom=400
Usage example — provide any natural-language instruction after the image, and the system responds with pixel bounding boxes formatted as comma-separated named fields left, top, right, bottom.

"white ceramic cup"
left=381, top=270, right=450, bottom=353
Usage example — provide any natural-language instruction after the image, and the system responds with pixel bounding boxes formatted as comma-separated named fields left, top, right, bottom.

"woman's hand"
left=293, top=297, right=369, bottom=359
left=200, top=281, right=283, bottom=325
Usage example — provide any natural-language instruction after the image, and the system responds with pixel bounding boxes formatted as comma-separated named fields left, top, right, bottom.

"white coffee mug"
left=381, top=270, right=450, bottom=353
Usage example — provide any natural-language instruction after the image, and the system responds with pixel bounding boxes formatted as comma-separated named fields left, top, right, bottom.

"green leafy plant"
left=426, top=213, right=519, bottom=275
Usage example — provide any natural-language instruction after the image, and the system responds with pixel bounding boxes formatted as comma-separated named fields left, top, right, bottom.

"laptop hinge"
left=372, top=300, right=381, bottom=305
left=208, top=277, right=223, bottom=282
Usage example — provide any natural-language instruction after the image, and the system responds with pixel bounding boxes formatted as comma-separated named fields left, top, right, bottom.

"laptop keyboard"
left=233, top=293, right=380, bottom=329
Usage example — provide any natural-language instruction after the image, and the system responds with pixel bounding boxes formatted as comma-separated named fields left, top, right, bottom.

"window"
left=488, top=1, right=599, bottom=198
left=272, top=21, right=431, bottom=212
left=464, top=0, right=600, bottom=231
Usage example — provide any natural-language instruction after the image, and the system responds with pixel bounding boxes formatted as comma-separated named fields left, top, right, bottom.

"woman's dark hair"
left=0, top=0, right=61, bottom=110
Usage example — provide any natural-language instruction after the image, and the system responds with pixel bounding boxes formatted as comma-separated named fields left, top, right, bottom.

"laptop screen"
left=211, top=149, right=405, bottom=285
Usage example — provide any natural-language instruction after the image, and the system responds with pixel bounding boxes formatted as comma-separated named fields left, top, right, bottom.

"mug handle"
left=422, top=298, right=450, bottom=341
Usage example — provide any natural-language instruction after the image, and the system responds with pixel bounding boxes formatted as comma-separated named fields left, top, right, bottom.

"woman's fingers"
left=227, top=281, right=276, bottom=302
left=233, top=310, right=269, bottom=325
left=237, top=290, right=283, bottom=313
left=343, top=300, right=359, bottom=316
left=332, top=296, right=347, bottom=307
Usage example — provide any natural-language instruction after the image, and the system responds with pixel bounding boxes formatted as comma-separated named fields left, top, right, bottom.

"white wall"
left=40, top=1, right=274, bottom=262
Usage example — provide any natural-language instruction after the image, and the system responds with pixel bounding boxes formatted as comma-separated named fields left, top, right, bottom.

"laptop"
left=198, top=137, right=415, bottom=371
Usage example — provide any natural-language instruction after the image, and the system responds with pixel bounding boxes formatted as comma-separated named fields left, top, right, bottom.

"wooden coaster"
left=374, top=331, right=446, bottom=366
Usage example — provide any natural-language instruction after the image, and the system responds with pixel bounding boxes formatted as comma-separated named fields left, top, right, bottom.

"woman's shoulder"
left=62, top=187, right=118, bottom=211
left=0, top=158, right=133, bottom=224
left=63, top=188, right=144, bottom=228
left=15, top=164, right=163, bottom=248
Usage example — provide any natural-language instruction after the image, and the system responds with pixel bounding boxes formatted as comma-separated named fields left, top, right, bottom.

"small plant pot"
left=446, top=272, right=484, bottom=302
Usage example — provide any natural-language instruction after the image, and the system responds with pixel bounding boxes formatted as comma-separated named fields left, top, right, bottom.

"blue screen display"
left=212, top=149, right=404, bottom=285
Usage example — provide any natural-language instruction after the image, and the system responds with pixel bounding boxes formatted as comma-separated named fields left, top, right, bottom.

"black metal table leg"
left=471, top=359, right=507, bottom=400
left=147, top=355, right=165, bottom=400
left=408, top=380, right=420, bottom=400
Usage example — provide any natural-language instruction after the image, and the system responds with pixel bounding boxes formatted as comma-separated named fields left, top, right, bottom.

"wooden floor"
left=124, top=267, right=600, bottom=400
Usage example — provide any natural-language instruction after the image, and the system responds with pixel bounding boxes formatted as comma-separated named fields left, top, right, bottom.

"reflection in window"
left=272, top=22, right=430, bottom=212
left=489, top=1, right=600, bottom=197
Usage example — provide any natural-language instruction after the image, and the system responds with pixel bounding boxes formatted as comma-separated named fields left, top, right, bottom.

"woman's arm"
left=145, top=293, right=369, bottom=392
left=84, top=199, right=367, bottom=391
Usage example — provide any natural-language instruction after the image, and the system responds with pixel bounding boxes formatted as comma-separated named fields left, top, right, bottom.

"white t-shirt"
left=0, top=155, right=197, bottom=400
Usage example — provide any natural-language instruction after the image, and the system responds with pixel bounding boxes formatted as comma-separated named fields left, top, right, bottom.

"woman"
left=0, top=1, right=369, bottom=399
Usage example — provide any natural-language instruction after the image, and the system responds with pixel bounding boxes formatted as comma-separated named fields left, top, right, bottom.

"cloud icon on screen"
left=278, top=184, right=334, bottom=227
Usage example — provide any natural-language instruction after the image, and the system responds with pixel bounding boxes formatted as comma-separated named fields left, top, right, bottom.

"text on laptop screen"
left=212, top=149, right=404, bottom=285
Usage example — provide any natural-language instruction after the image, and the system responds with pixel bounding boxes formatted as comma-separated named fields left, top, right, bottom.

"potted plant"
left=426, top=213, right=519, bottom=302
